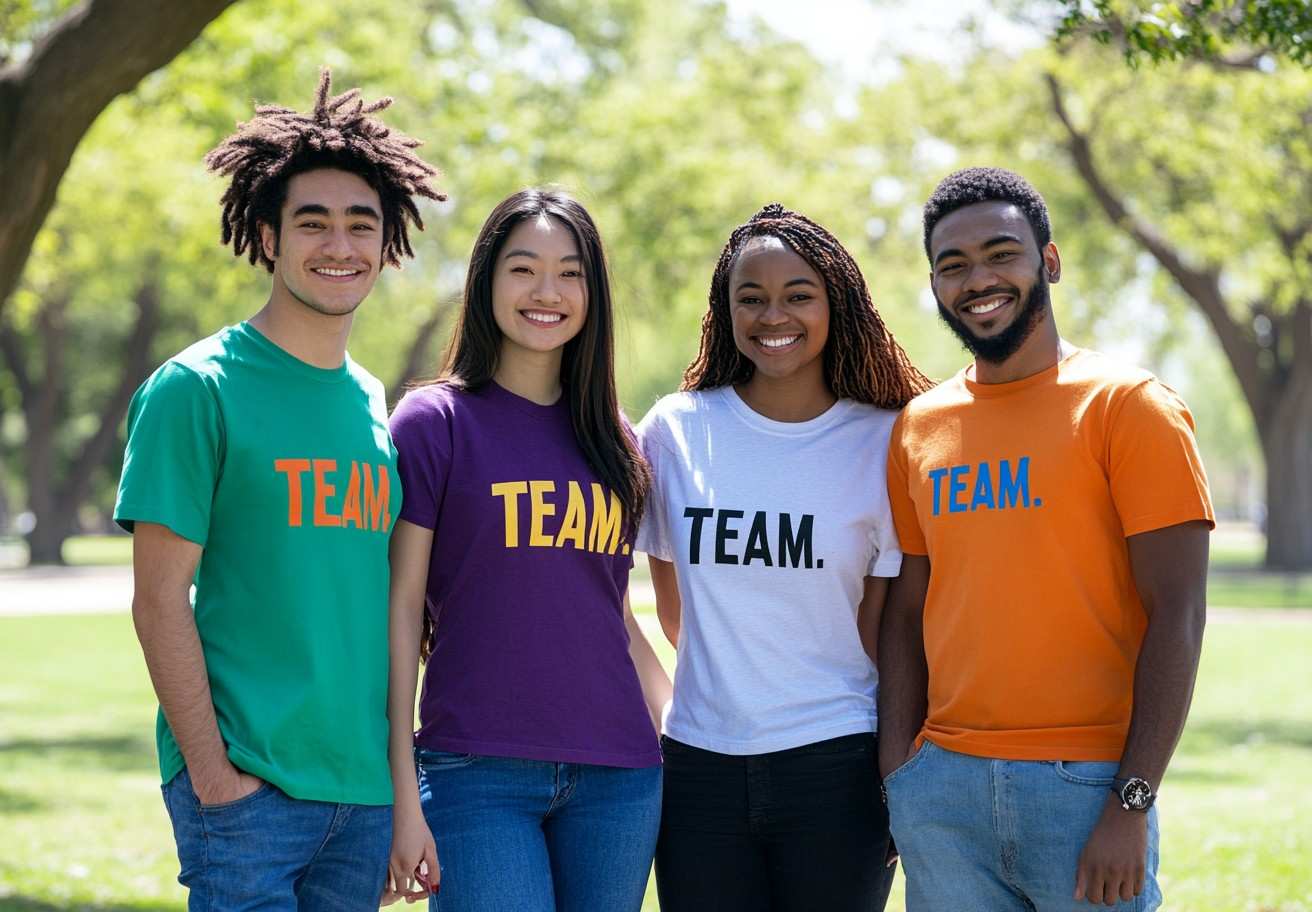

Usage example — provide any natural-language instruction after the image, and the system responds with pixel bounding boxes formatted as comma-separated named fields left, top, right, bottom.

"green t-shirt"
left=114, top=322, right=399, bottom=805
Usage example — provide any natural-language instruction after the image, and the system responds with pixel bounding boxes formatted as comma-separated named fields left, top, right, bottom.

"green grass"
left=1, top=613, right=1309, bottom=910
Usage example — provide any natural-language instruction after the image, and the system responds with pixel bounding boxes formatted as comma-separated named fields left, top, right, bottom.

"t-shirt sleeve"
left=634, top=408, right=675, bottom=562
left=113, top=362, right=223, bottom=545
left=868, top=426, right=904, bottom=577
left=389, top=389, right=452, bottom=531
left=1107, top=379, right=1215, bottom=537
left=886, top=411, right=928, bottom=556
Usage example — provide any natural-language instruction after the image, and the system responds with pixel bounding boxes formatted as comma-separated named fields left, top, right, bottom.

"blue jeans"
left=161, top=768, right=392, bottom=911
left=885, top=741, right=1161, bottom=911
left=416, top=748, right=661, bottom=912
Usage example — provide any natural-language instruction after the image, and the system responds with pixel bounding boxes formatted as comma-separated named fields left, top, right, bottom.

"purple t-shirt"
left=390, top=380, right=661, bottom=768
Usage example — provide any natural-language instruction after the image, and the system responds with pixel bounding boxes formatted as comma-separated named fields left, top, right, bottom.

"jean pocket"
left=414, top=748, right=477, bottom=770
left=1052, top=760, right=1118, bottom=787
left=882, top=740, right=932, bottom=787
left=198, top=781, right=275, bottom=813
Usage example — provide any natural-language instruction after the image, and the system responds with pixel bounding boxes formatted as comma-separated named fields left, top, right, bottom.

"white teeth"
left=759, top=335, right=800, bottom=349
left=965, top=297, right=1009, bottom=315
left=523, top=311, right=563, bottom=325
left=314, top=268, right=358, bottom=277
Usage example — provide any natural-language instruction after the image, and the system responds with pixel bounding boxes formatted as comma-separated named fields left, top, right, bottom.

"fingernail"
left=420, top=861, right=429, bottom=877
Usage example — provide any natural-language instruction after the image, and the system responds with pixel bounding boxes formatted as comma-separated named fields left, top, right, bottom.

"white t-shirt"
left=636, top=386, right=903, bottom=755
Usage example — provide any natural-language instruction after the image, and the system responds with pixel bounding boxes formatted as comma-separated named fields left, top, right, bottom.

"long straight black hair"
left=432, top=187, right=650, bottom=538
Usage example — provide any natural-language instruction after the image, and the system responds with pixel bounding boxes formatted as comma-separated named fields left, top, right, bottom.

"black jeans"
left=655, top=732, right=895, bottom=912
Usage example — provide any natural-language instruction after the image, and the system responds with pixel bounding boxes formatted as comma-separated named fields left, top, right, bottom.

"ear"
left=259, top=221, right=279, bottom=263
left=1041, top=242, right=1061, bottom=284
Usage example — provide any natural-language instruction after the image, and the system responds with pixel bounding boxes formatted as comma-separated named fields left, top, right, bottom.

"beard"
left=935, top=267, right=1050, bottom=365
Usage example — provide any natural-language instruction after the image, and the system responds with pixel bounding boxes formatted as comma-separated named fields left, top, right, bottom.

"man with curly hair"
left=879, top=167, right=1213, bottom=910
left=114, top=69, right=443, bottom=909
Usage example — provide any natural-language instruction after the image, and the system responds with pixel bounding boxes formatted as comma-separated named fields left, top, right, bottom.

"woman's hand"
left=382, top=804, right=439, bottom=904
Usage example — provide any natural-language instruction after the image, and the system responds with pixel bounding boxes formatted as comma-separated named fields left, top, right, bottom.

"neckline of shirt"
left=715, top=385, right=854, bottom=437
left=235, top=322, right=354, bottom=384
left=483, top=379, right=568, bottom=419
left=959, top=348, right=1087, bottom=399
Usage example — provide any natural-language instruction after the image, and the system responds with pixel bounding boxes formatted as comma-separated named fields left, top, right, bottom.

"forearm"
left=387, top=630, right=423, bottom=812
left=625, top=598, right=673, bottom=731
left=1118, top=603, right=1206, bottom=788
left=132, top=594, right=229, bottom=778
left=1119, top=521, right=1211, bottom=790
left=876, top=606, right=928, bottom=776
left=648, top=556, right=681, bottom=648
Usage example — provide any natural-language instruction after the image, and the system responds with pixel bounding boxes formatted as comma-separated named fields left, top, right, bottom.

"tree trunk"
left=1260, top=370, right=1312, bottom=570
left=0, top=0, right=238, bottom=313
left=25, top=510, right=73, bottom=565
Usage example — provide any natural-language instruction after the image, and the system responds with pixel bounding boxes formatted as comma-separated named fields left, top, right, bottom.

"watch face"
left=1122, top=778, right=1153, bottom=809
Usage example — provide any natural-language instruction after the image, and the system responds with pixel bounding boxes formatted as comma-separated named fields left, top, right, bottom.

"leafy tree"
left=0, top=0, right=239, bottom=315
left=1049, top=0, right=1312, bottom=68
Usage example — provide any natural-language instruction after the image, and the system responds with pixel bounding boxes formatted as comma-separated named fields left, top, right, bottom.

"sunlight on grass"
left=1, top=613, right=1309, bottom=910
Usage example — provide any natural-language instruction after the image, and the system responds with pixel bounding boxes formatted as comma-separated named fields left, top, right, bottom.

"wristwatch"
left=1110, top=776, right=1155, bottom=812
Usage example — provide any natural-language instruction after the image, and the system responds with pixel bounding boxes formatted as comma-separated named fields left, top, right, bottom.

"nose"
left=532, top=274, right=563, bottom=305
left=759, top=297, right=789, bottom=326
left=322, top=225, right=355, bottom=260
left=961, top=262, right=1001, bottom=295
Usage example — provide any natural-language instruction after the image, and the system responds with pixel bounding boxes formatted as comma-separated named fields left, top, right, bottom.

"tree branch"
left=56, top=271, right=162, bottom=515
left=1043, top=71, right=1266, bottom=418
left=0, top=0, right=238, bottom=314
left=0, top=318, right=34, bottom=410
left=389, top=297, right=456, bottom=406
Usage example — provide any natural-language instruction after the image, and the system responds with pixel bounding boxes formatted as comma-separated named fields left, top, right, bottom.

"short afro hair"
left=205, top=68, right=445, bottom=271
left=922, top=167, right=1051, bottom=262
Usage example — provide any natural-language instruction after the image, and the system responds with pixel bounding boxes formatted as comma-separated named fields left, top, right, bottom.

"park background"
left=0, top=0, right=1309, bottom=909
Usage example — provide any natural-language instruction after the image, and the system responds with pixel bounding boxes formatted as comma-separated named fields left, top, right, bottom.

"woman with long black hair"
left=639, top=203, right=933, bottom=911
left=383, top=188, right=670, bottom=911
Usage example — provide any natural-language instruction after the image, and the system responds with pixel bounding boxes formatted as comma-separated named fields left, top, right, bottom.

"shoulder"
left=1064, top=349, right=1191, bottom=419
left=345, top=358, right=387, bottom=399
left=1063, top=348, right=1158, bottom=395
left=391, top=381, right=465, bottom=419
left=897, top=373, right=968, bottom=425
left=836, top=400, right=901, bottom=447
left=159, top=327, right=245, bottom=384
left=636, top=390, right=718, bottom=442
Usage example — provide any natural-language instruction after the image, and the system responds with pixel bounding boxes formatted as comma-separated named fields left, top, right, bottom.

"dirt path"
left=0, top=565, right=1301, bottom=622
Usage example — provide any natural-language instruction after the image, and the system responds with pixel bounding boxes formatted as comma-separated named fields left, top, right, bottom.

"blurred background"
left=0, top=0, right=1309, bottom=909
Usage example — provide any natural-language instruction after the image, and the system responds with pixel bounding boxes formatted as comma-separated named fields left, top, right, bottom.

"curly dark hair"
left=204, top=68, right=445, bottom=272
left=683, top=203, right=933, bottom=409
left=922, top=167, right=1051, bottom=261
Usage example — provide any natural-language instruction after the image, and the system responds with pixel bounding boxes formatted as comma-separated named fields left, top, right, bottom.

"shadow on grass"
left=1181, top=718, right=1312, bottom=751
left=0, top=786, right=45, bottom=813
left=0, top=898, right=178, bottom=912
left=0, top=733, right=154, bottom=771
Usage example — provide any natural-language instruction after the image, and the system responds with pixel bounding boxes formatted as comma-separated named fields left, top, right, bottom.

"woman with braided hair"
left=635, top=203, right=933, bottom=911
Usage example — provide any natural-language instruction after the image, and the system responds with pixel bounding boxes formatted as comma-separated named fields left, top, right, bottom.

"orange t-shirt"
left=887, top=349, right=1214, bottom=761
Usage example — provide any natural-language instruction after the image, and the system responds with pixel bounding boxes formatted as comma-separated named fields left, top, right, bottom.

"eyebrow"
left=734, top=277, right=819, bottom=293
left=504, top=249, right=581, bottom=262
left=291, top=204, right=382, bottom=220
left=933, top=233, right=1025, bottom=266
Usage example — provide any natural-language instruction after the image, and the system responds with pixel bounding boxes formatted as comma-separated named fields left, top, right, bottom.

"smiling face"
left=929, top=200, right=1061, bottom=364
left=260, top=168, right=384, bottom=318
left=491, top=215, right=588, bottom=360
left=727, top=236, right=830, bottom=386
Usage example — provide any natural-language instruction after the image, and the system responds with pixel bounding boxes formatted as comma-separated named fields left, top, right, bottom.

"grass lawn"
left=1, top=611, right=1310, bottom=911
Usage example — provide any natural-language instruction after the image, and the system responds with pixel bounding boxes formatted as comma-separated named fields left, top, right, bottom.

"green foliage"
left=0, top=0, right=80, bottom=63
left=1051, top=0, right=1312, bottom=66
